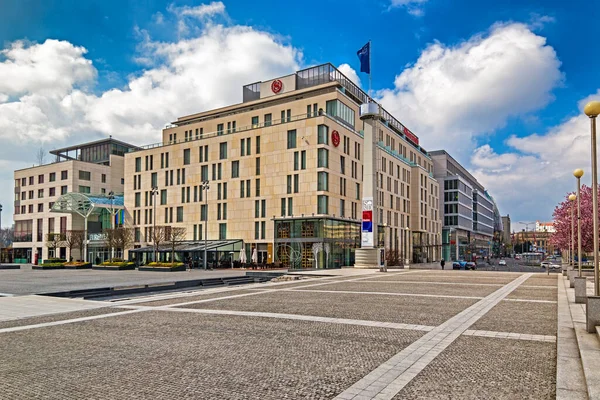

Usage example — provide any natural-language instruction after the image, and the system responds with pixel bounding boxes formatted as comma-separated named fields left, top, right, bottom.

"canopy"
left=129, top=239, right=243, bottom=253
left=51, top=192, right=124, bottom=218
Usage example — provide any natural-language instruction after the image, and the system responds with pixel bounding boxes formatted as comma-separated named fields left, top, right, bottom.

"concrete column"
left=568, top=269, right=577, bottom=288
left=586, top=296, right=600, bottom=333
left=574, top=277, right=587, bottom=304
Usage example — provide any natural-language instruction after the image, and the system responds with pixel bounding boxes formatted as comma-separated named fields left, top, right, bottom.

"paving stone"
left=394, top=336, right=556, bottom=399
left=369, top=274, right=515, bottom=285
left=294, top=282, right=497, bottom=298
left=178, top=290, right=479, bottom=326
left=0, top=307, right=118, bottom=330
left=471, top=301, right=557, bottom=336
left=506, top=287, right=557, bottom=302
left=134, top=289, right=259, bottom=307
left=0, top=311, right=424, bottom=400
left=525, top=276, right=558, bottom=287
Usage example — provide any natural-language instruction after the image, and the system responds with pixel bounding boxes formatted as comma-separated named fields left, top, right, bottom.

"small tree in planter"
left=165, top=226, right=187, bottom=264
left=45, top=233, right=65, bottom=260
left=71, top=230, right=86, bottom=261
left=64, top=230, right=83, bottom=261
left=151, top=226, right=169, bottom=263
left=113, top=227, right=134, bottom=261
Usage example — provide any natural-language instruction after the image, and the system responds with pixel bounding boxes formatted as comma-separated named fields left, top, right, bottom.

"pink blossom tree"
left=551, top=185, right=599, bottom=253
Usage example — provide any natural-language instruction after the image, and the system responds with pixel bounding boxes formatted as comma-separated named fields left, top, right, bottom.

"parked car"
left=465, top=261, right=477, bottom=270
left=452, top=260, right=467, bottom=270
left=499, top=259, right=507, bottom=266
left=549, top=263, right=561, bottom=271
left=540, top=261, right=551, bottom=268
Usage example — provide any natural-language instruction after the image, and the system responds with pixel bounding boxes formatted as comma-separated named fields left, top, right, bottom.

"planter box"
left=0, top=264, right=20, bottom=270
left=92, top=264, right=136, bottom=271
left=32, top=265, right=65, bottom=270
left=64, top=263, right=92, bottom=270
left=138, top=265, right=186, bottom=272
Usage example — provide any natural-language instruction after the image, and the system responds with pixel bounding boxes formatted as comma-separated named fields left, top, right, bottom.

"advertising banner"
left=361, top=197, right=374, bottom=247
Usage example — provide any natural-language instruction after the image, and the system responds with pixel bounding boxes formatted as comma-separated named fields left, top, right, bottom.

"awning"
left=129, top=239, right=243, bottom=253
left=51, top=192, right=124, bottom=218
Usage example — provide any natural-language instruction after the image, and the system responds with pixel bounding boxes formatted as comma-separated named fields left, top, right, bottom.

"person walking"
left=440, top=259, right=445, bottom=270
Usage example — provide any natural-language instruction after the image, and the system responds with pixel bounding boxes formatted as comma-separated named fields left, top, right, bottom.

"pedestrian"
left=440, top=259, right=445, bottom=270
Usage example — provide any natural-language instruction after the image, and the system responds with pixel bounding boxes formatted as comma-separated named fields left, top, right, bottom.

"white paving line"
left=463, top=329, right=556, bottom=342
left=357, top=280, right=505, bottom=287
left=286, top=289, right=484, bottom=301
left=335, top=273, right=533, bottom=400
left=503, top=298, right=557, bottom=304
left=0, top=309, right=144, bottom=334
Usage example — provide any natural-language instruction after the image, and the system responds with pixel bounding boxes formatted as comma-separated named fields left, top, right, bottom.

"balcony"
left=13, top=234, right=33, bottom=243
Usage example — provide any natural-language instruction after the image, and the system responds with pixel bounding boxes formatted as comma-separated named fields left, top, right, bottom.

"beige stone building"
left=125, top=64, right=441, bottom=268
left=12, top=138, right=136, bottom=263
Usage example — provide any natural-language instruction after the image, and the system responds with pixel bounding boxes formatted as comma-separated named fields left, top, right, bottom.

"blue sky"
left=0, top=0, right=598, bottom=231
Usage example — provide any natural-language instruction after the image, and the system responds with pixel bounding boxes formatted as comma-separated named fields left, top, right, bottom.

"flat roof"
left=49, top=137, right=141, bottom=156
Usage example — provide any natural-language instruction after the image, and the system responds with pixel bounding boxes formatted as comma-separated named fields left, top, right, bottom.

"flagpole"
left=369, top=39, right=372, bottom=100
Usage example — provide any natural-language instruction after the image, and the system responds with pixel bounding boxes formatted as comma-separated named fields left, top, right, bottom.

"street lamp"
left=574, top=169, right=584, bottom=277
left=151, top=186, right=158, bottom=262
left=108, top=191, right=115, bottom=261
left=585, top=100, right=600, bottom=296
left=569, top=194, right=576, bottom=269
left=201, top=180, right=210, bottom=270
left=0, top=203, right=3, bottom=266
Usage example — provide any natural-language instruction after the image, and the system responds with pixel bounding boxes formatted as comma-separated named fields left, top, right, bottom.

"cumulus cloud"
left=337, top=63, right=361, bottom=88
left=169, top=1, right=226, bottom=19
left=389, top=0, right=428, bottom=16
left=378, top=22, right=563, bottom=159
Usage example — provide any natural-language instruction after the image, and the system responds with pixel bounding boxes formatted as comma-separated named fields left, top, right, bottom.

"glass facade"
left=274, top=218, right=360, bottom=269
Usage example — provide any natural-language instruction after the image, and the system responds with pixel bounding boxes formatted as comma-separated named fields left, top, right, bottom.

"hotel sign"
left=361, top=197, right=374, bottom=247
left=271, top=79, right=283, bottom=94
left=403, top=126, right=419, bottom=146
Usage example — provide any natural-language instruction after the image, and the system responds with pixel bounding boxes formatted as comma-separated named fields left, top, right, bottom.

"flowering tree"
left=551, top=185, right=599, bottom=252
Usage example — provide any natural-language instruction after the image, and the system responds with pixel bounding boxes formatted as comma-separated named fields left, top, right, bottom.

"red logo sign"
left=403, top=126, right=419, bottom=145
left=271, top=79, right=283, bottom=94
left=331, top=130, right=340, bottom=147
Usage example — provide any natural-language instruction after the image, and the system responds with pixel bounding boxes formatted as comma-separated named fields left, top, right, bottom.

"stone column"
left=586, top=296, right=600, bottom=333
left=574, top=276, right=587, bottom=304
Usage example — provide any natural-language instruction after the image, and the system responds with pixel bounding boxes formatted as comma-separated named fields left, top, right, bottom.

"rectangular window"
left=184, top=148, right=191, bottom=165
left=49, top=187, right=56, bottom=197
left=317, top=125, right=329, bottom=144
left=223, top=182, right=227, bottom=200
left=150, top=172, right=157, bottom=188
left=287, top=198, right=293, bottom=217
left=256, top=136, right=261, bottom=154
left=232, top=161, right=239, bottom=178
left=219, top=223, right=227, bottom=240
left=301, top=151, right=306, bottom=170
left=340, top=156, right=345, bottom=175
left=280, top=110, right=285, bottom=123
left=287, top=130, right=297, bottom=149
left=176, top=206, right=183, bottom=223
left=255, top=221, right=260, bottom=240
left=325, top=99, right=355, bottom=128
left=38, top=189, right=44, bottom=198
left=101, top=173, right=106, bottom=183
left=287, top=175, right=292, bottom=194
left=252, top=116, right=259, bottom=127
left=256, top=179, right=260, bottom=196
left=281, top=198, right=286, bottom=216
left=294, top=152, right=299, bottom=171
left=217, top=163, right=222, bottom=180
left=37, top=174, right=44, bottom=184
left=293, top=174, right=299, bottom=193
left=317, top=172, right=328, bottom=191
left=286, top=109, right=291, bottom=122
left=256, top=157, right=260, bottom=175
left=160, top=189, right=167, bottom=205
left=246, top=138, right=251, bottom=156
left=241, top=180, right=245, bottom=198
left=261, top=199, right=266, bottom=218
left=318, top=148, right=329, bottom=168
left=317, top=195, right=329, bottom=214
left=223, top=203, right=227, bottom=220
left=219, top=142, right=227, bottom=160
left=212, top=164, right=216, bottom=180
left=241, top=138, right=245, bottom=157
left=61, top=185, right=68, bottom=195
left=246, top=179, right=251, bottom=198
left=261, top=221, right=266, bottom=239
left=49, top=172, right=56, bottom=182
left=264, top=113, right=271, bottom=127
left=340, top=199, right=346, bottom=217
left=201, top=165, right=208, bottom=181
left=135, top=157, right=141, bottom=172
left=79, top=186, right=91, bottom=194
left=255, top=200, right=260, bottom=218
left=217, top=123, right=224, bottom=135
left=201, top=204, right=207, bottom=221
left=78, top=170, right=91, bottom=180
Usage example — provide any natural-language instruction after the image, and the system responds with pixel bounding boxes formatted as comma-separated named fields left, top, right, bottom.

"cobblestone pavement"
left=394, top=336, right=556, bottom=399
left=0, top=270, right=558, bottom=399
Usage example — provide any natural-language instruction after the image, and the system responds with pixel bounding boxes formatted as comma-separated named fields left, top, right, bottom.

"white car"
left=499, top=260, right=507, bottom=266
left=540, top=261, right=551, bottom=268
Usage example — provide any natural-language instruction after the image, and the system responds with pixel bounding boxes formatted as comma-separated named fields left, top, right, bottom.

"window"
left=256, top=157, right=260, bottom=175
left=294, top=152, right=299, bottom=171
left=287, top=130, right=297, bottom=149
left=287, top=198, right=293, bottom=216
left=301, top=151, right=306, bottom=170
left=135, top=192, right=141, bottom=207
left=317, top=172, right=329, bottom=191
left=241, top=139, right=246, bottom=157
left=264, top=113, right=272, bottom=126
left=281, top=198, right=286, bottom=216
left=340, top=156, right=345, bottom=175
left=241, top=180, right=245, bottom=198
left=286, top=109, right=291, bottom=122
left=256, top=136, right=261, bottom=154
left=49, top=187, right=56, bottom=197
left=219, top=223, right=227, bottom=240
left=219, top=142, right=227, bottom=160
left=79, top=186, right=91, bottom=194
left=255, top=200, right=260, bottom=218
left=325, top=99, right=355, bottom=128
left=201, top=205, right=207, bottom=221
left=246, top=179, right=251, bottom=198
left=49, top=172, right=56, bottom=182
left=318, top=148, right=329, bottom=168
left=232, top=161, right=239, bottom=178
left=38, top=189, right=44, bottom=198
left=318, top=125, right=329, bottom=144
left=261, top=199, right=266, bottom=218
left=317, top=195, right=329, bottom=214
left=37, top=203, right=43, bottom=212
left=252, top=116, right=259, bottom=127
left=217, top=163, right=222, bottom=180
left=79, top=170, right=91, bottom=180
left=256, top=179, right=260, bottom=196
left=161, top=189, right=167, bottom=205
left=29, top=176, right=34, bottom=185
left=246, top=138, right=251, bottom=156
left=28, top=204, right=33, bottom=214
left=61, top=185, right=68, bottom=195
left=340, top=199, right=346, bottom=217
left=184, top=149, right=191, bottom=165
left=151, top=172, right=158, bottom=188
left=287, top=175, right=292, bottom=194
left=217, top=123, right=224, bottom=135
left=255, top=222, right=260, bottom=239
left=261, top=221, right=266, bottom=239
left=201, top=165, right=208, bottom=181
left=135, top=157, right=141, bottom=172
left=38, top=174, right=44, bottom=184
left=177, top=206, right=184, bottom=222
left=294, top=174, right=299, bottom=193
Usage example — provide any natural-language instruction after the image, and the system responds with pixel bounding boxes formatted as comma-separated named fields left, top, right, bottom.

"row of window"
left=138, top=223, right=228, bottom=242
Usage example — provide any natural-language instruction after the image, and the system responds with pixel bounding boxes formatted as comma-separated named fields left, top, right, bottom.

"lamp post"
left=201, top=180, right=210, bottom=270
left=0, top=203, right=2, bottom=266
left=569, top=194, right=576, bottom=269
left=108, top=191, right=115, bottom=261
left=574, top=169, right=584, bottom=277
left=585, top=100, right=600, bottom=296
left=151, top=186, right=158, bottom=262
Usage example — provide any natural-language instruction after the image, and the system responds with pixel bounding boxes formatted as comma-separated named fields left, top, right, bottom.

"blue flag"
left=357, top=42, right=370, bottom=74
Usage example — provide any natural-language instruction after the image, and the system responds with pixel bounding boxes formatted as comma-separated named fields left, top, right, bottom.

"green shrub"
left=101, top=261, right=135, bottom=267
left=40, top=263, right=65, bottom=267
left=147, top=262, right=185, bottom=268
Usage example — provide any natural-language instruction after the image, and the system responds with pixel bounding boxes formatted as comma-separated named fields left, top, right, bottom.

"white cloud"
left=337, top=63, right=361, bottom=88
left=169, top=2, right=226, bottom=20
left=378, top=22, right=563, bottom=159
left=529, top=13, right=556, bottom=31
left=389, top=0, right=428, bottom=16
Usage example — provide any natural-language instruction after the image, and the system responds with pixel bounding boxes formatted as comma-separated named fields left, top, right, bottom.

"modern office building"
left=430, top=150, right=496, bottom=261
left=502, top=215, right=512, bottom=244
left=124, top=63, right=442, bottom=268
left=12, top=138, right=137, bottom=263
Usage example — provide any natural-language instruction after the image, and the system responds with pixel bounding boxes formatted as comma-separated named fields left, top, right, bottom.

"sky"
left=0, top=0, right=599, bottom=232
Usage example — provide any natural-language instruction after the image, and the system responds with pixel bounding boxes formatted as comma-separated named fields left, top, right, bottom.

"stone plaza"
left=0, top=268, right=579, bottom=399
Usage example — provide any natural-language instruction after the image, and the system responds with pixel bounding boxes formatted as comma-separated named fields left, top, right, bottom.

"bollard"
left=574, top=277, right=587, bottom=304
left=568, top=269, right=576, bottom=288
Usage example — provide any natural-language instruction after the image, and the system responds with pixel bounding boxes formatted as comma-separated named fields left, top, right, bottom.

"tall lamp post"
left=574, top=169, right=584, bottom=277
left=151, top=186, right=158, bottom=262
left=201, top=180, right=210, bottom=270
left=569, top=194, right=577, bottom=269
left=108, top=191, right=115, bottom=261
left=584, top=100, right=600, bottom=296
left=0, top=203, right=3, bottom=266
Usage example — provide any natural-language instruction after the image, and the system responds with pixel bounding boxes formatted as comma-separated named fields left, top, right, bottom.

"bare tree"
left=151, top=225, right=169, bottom=262
left=45, top=233, right=65, bottom=259
left=70, top=230, right=86, bottom=261
left=165, top=226, right=187, bottom=264
left=36, top=147, right=46, bottom=165
left=105, top=227, right=134, bottom=260
left=0, top=227, right=14, bottom=248
left=64, top=230, right=83, bottom=261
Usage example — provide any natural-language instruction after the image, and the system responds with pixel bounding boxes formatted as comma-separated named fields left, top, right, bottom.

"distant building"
left=536, top=220, right=555, bottom=233
left=502, top=215, right=511, bottom=244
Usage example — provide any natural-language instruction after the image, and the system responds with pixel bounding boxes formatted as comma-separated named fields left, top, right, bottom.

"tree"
left=0, top=227, right=14, bottom=248
left=64, top=230, right=85, bottom=261
left=36, top=147, right=46, bottom=165
left=71, top=230, right=86, bottom=261
left=151, top=226, right=169, bottom=262
left=551, top=185, right=600, bottom=253
left=45, top=233, right=65, bottom=259
left=165, top=226, right=187, bottom=264
left=112, top=227, right=134, bottom=260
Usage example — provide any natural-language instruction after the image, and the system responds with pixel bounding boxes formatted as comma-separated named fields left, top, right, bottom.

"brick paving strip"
left=358, top=280, right=554, bottom=289
left=334, top=273, right=533, bottom=400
